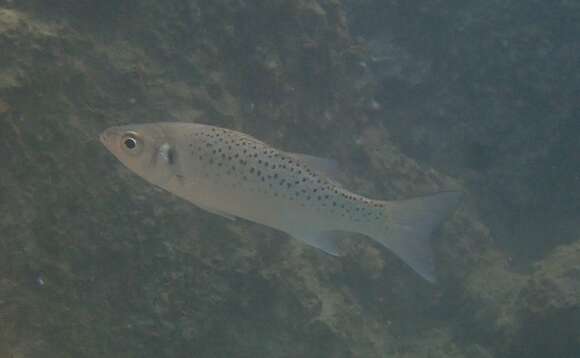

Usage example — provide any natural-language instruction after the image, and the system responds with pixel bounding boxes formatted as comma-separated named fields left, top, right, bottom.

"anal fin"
left=290, top=230, right=342, bottom=256
left=195, top=203, right=237, bottom=221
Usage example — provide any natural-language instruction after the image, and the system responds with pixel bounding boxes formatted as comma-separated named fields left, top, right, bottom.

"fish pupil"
left=124, top=137, right=137, bottom=150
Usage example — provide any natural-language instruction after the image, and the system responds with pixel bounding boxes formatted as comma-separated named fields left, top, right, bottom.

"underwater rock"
left=0, top=97, right=12, bottom=113
left=512, top=241, right=580, bottom=357
left=0, top=1, right=430, bottom=357
left=8, top=0, right=576, bottom=357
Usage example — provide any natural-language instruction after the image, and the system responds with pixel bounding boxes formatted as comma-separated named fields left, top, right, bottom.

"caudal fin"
left=369, top=191, right=462, bottom=283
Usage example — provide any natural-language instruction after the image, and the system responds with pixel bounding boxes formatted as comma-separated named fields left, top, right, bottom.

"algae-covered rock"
left=8, top=0, right=577, bottom=357
left=511, top=241, right=580, bottom=357
left=1, top=1, right=468, bottom=357
left=344, top=1, right=580, bottom=356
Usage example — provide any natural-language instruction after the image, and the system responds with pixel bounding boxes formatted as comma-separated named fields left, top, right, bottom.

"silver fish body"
left=100, top=122, right=461, bottom=282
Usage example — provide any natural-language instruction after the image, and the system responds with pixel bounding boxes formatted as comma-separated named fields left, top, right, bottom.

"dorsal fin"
left=286, top=152, right=340, bottom=181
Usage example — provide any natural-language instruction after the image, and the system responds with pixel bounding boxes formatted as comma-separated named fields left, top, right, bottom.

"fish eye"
left=121, top=132, right=143, bottom=154
left=124, top=137, right=137, bottom=149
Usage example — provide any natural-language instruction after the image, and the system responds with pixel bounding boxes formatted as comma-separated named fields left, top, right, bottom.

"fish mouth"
left=99, top=127, right=121, bottom=149
left=98, top=131, right=107, bottom=145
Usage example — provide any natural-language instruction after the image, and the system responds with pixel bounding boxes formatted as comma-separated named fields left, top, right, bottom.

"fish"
left=100, top=122, right=461, bottom=282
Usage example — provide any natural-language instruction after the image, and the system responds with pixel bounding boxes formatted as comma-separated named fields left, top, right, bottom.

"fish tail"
left=367, top=191, right=462, bottom=283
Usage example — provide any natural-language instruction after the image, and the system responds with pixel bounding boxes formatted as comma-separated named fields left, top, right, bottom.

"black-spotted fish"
left=100, top=122, right=461, bottom=282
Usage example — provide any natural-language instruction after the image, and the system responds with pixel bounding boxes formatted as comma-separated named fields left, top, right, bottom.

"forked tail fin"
left=368, top=191, right=462, bottom=283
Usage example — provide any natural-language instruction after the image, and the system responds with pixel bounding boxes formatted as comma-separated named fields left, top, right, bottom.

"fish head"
left=100, top=123, right=181, bottom=186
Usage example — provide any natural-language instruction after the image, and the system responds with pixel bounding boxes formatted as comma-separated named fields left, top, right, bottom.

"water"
left=0, top=1, right=579, bottom=357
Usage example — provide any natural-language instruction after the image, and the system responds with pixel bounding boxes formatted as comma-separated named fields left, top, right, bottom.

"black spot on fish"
left=166, top=148, right=175, bottom=165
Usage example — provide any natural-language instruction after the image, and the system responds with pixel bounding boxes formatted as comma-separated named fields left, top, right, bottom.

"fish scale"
left=188, top=125, right=382, bottom=226
left=100, top=122, right=461, bottom=282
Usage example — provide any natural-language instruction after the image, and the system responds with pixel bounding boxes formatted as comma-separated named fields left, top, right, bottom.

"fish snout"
left=99, top=127, right=120, bottom=149
left=98, top=131, right=107, bottom=145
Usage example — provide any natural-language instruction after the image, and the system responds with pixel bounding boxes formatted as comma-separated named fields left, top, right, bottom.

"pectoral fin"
left=155, top=142, right=186, bottom=185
